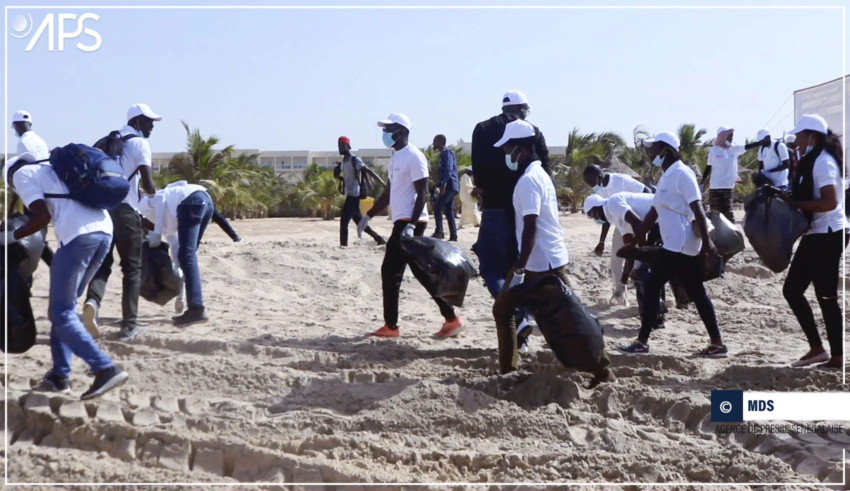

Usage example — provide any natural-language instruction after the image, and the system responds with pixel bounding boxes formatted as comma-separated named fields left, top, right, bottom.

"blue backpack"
left=34, top=144, right=130, bottom=210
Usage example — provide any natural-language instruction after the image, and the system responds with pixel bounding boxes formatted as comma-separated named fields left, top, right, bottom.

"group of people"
left=6, top=90, right=846, bottom=401
left=5, top=105, right=241, bottom=400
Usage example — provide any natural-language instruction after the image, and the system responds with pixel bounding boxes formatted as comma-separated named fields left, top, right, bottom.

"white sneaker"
left=609, top=291, right=630, bottom=307
left=790, top=352, right=829, bottom=368
left=83, top=300, right=100, bottom=338
left=175, top=297, right=185, bottom=314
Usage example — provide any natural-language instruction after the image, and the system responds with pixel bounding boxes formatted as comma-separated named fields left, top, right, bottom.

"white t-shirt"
left=388, top=144, right=429, bottom=223
left=707, top=145, right=746, bottom=190
left=596, top=173, right=646, bottom=199
left=12, top=164, right=112, bottom=246
left=513, top=161, right=569, bottom=272
left=801, top=152, right=845, bottom=235
left=119, top=125, right=153, bottom=209
left=757, top=142, right=790, bottom=188
left=603, top=192, right=654, bottom=236
left=653, top=161, right=704, bottom=256
left=17, top=131, right=49, bottom=161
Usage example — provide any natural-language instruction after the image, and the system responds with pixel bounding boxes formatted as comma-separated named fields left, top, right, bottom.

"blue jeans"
left=433, top=190, right=458, bottom=238
left=473, top=209, right=526, bottom=325
left=177, top=191, right=214, bottom=310
left=49, top=232, right=114, bottom=377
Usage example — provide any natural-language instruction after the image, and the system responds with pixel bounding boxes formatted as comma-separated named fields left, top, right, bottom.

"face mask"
left=651, top=152, right=665, bottom=167
left=804, top=145, right=814, bottom=156
left=593, top=218, right=605, bottom=225
left=382, top=131, right=395, bottom=148
left=592, top=185, right=603, bottom=194
left=505, top=152, right=518, bottom=171
left=519, top=108, right=530, bottom=120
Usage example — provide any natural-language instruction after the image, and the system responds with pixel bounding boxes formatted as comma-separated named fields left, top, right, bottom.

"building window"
left=261, top=159, right=274, bottom=167
left=294, top=158, right=307, bottom=169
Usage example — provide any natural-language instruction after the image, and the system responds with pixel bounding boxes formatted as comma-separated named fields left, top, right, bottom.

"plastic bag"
left=1, top=214, right=44, bottom=354
left=400, top=236, right=478, bottom=307
left=510, top=275, right=606, bottom=372
left=708, top=211, right=745, bottom=259
left=141, top=241, right=182, bottom=306
left=743, top=189, right=809, bottom=273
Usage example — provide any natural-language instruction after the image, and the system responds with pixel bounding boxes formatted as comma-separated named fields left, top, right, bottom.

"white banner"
left=794, top=76, right=847, bottom=140
left=744, top=392, right=850, bottom=421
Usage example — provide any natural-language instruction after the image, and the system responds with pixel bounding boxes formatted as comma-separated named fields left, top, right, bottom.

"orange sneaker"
left=433, top=317, right=463, bottom=339
left=368, top=325, right=400, bottom=338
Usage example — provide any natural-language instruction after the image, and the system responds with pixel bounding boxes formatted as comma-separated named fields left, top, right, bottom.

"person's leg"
left=85, top=234, right=115, bottom=308
left=406, top=222, right=458, bottom=323
left=459, top=197, right=474, bottom=228
left=782, top=236, right=821, bottom=353
left=111, top=204, right=144, bottom=331
left=610, top=228, right=627, bottom=298
left=49, top=233, right=114, bottom=379
left=176, top=199, right=206, bottom=311
left=634, top=250, right=677, bottom=344
left=339, top=196, right=357, bottom=246
left=717, top=190, right=734, bottom=223
left=675, top=255, right=721, bottom=345
left=808, top=232, right=844, bottom=362
left=380, top=221, right=409, bottom=331
left=444, top=191, right=458, bottom=240
left=432, top=194, right=446, bottom=236
left=493, top=268, right=521, bottom=373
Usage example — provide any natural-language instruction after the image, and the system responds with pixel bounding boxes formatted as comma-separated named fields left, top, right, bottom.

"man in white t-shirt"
left=702, top=126, right=760, bottom=223
left=12, top=110, right=49, bottom=160
left=583, top=164, right=651, bottom=305
left=83, top=103, right=161, bottom=341
left=753, top=129, right=790, bottom=189
left=357, top=113, right=463, bottom=339
left=4, top=153, right=129, bottom=400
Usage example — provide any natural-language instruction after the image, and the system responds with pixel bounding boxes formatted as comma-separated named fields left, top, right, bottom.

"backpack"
left=358, top=162, right=373, bottom=199
left=93, top=131, right=144, bottom=180
left=15, top=144, right=131, bottom=210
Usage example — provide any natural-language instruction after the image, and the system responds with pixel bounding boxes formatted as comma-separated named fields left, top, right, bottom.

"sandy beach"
left=3, top=212, right=848, bottom=489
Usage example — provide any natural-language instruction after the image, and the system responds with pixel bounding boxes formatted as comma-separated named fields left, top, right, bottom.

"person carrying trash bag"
left=584, top=192, right=667, bottom=331
left=4, top=153, right=129, bottom=400
left=781, top=115, right=846, bottom=369
left=357, top=113, right=464, bottom=339
left=491, top=119, right=578, bottom=373
left=139, top=180, right=214, bottom=327
left=619, top=131, right=727, bottom=358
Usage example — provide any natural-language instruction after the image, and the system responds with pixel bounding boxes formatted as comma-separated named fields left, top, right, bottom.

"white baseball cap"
left=641, top=131, right=681, bottom=152
left=785, top=134, right=796, bottom=144
left=127, top=103, right=162, bottom=123
left=717, top=125, right=733, bottom=135
left=501, top=90, right=531, bottom=109
left=494, top=119, right=536, bottom=147
left=788, top=114, right=828, bottom=135
left=377, top=113, right=411, bottom=131
left=755, top=129, right=770, bottom=141
left=11, top=110, right=32, bottom=127
left=583, top=194, right=607, bottom=214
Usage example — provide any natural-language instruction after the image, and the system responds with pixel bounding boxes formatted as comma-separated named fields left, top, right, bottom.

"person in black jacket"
left=471, top=90, right=550, bottom=353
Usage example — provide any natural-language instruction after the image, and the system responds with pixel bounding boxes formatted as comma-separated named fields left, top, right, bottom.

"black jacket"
left=471, top=113, right=550, bottom=210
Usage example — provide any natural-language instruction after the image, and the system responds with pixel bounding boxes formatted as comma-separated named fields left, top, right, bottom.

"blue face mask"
left=382, top=131, right=396, bottom=148
left=592, top=218, right=605, bottom=225
left=805, top=144, right=814, bottom=156
left=651, top=151, right=666, bottom=167
left=592, top=185, right=603, bottom=194
left=505, top=150, right=518, bottom=171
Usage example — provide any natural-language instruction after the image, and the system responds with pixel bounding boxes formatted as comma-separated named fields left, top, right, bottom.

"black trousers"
left=638, top=248, right=721, bottom=343
left=85, top=203, right=144, bottom=329
left=783, top=229, right=847, bottom=357
left=382, top=220, right=456, bottom=326
left=340, top=196, right=381, bottom=246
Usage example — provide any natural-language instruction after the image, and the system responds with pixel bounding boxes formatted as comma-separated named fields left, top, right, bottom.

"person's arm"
left=9, top=170, right=50, bottom=241
left=793, top=185, right=839, bottom=212
left=437, top=151, right=448, bottom=192
left=367, top=184, right=390, bottom=218
left=153, top=194, right=167, bottom=236
left=744, top=141, right=761, bottom=151
left=361, top=165, right=385, bottom=186
left=135, top=140, right=157, bottom=196
left=470, top=123, right=490, bottom=197
left=535, top=129, right=551, bottom=175
left=410, top=178, right=428, bottom=224
left=767, top=145, right=791, bottom=174
left=768, top=160, right=791, bottom=173
left=702, top=151, right=713, bottom=187
left=138, top=166, right=157, bottom=196
left=212, top=208, right=240, bottom=241
left=515, top=215, right=537, bottom=270
left=594, top=223, right=610, bottom=255
left=635, top=207, right=658, bottom=246
left=690, top=200, right=716, bottom=255
left=11, top=200, right=50, bottom=240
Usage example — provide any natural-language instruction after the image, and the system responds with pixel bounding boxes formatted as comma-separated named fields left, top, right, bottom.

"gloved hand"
left=1, top=229, right=18, bottom=246
left=509, top=269, right=526, bottom=289
left=357, top=215, right=371, bottom=239
left=148, top=232, right=162, bottom=248
left=401, top=223, right=415, bottom=237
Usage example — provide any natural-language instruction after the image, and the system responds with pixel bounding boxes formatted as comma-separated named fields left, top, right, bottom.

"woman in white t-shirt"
left=782, top=115, right=846, bottom=369
left=618, top=131, right=727, bottom=358
left=3, top=153, right=129, bottom=400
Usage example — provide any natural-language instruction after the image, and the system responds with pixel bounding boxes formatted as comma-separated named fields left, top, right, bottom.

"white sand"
left=3, top=213, right=848, bottom=489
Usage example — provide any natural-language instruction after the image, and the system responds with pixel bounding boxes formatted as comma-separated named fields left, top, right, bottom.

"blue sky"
left=5, top=0, right=846, bottom=154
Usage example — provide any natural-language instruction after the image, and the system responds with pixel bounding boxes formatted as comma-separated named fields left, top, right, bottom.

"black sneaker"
left=431, top=231, right=445, bottom=240
left=81, top=366, right=129, bottom=400
left=117, top=325, right=144, bottom=341
left=33, top=371, right=71, bottom=394
left=172, top=307, right=208, bottom=328
left=375, top=236, right=386, bottom=246
left=234, top=236, right=242, bottom=243
left=448, top=236, right=458, bottom=242
left=618, top=340, right=650, bottom=354
left=695, top=344, right=728, bottom=358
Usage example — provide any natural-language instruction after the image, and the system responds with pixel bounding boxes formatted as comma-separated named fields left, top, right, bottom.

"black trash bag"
left=141, top=241, right=182, bottom=306
left=708, top=211, right=745, bottom=259
left=1, top=214, right=45, bottom=354
left=743, top=188, right=810, bottom=273
left=617, top=245, right=723, bottom=282
left=510, top=275, right=606, bottom=372
left=399, top=236, right=478, bottom=307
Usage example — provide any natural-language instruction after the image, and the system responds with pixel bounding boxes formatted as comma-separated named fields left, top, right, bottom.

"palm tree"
left=551, top=128, right=612, bottom=212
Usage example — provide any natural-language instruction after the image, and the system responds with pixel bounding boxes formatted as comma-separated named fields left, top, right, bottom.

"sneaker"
left=368, top=325, right=400, bottom=338
left=81, top=366, right=129, bottom=400
left=374, top=236, right=386, bottom=246
left=588, top=369, right=616, bottom=389
left=609, top=291, right=630, bottom=307
left=695, top=344, right=729, bottom=358
left=83, top=299, right=100, bottom=338
left=518, top=337, right=530, bottom=354
left=234, top=236, right=242, bottom=243
left=790, top=351, right=829, bottom=368
left=431, top=231, right=445, bottom=240
left=448, top=236, right=458, bottom=242
left=32, top=371, right=71, bottom=394
left=433, top=317, right=464, bottom=339
left=517, top=320, right=533, bottom=354
left=172, top=307, right=208, bottom=328
left=174, top=297, right=185, bottom=315
left=117, top=325, right=144, bottom=341
left=618, top=340, right=650, bottom=354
